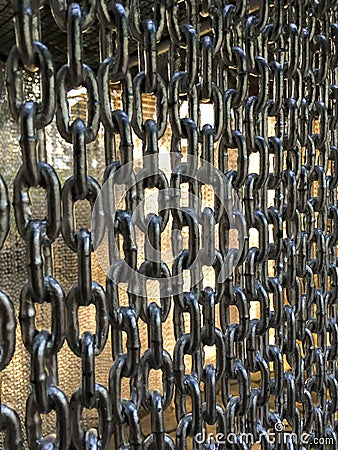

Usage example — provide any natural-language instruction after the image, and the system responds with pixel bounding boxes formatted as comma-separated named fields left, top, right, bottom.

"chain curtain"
left=1, top=0, right=338, bottom=449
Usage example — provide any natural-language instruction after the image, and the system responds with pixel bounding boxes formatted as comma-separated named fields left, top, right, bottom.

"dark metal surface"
left=0, top=1, right=262, bottom=69
left=1, top=0, right=338, bottom=449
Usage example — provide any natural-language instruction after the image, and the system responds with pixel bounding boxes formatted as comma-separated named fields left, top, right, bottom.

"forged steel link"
left=2, top=0, right=338, bottom=448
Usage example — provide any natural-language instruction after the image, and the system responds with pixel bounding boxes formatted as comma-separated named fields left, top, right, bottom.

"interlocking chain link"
left=2, top=0, right=338, bottom=448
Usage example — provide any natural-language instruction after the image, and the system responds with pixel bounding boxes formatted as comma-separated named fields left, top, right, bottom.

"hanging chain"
left=2, top=0, right=338, bottom=448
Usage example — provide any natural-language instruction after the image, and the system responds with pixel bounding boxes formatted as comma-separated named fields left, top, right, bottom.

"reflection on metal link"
left=2, top=0, right=338, bottom=448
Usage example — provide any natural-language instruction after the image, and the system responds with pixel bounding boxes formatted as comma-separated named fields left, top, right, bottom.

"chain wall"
left=1, top=0, right=338, bottom=449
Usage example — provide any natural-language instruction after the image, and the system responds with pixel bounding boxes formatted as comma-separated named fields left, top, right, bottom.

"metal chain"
left=2, top=0, right=338, bottom=448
